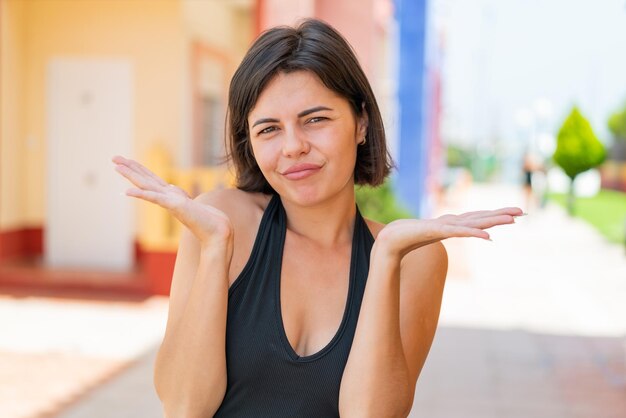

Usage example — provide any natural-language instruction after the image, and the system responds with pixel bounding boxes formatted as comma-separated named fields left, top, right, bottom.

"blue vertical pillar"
left=394, top=0, right=429, bottom=217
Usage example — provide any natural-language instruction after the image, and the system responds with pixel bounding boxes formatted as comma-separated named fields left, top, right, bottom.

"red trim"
left=0, top=227, right=176, bottom=296
left=138, top=249, right=176, bottom=296
left=25, top=227, right=44, bottom=254
left=0, top=260, right=152, bottom=299
left=0, top=0, right=3, bottom=208
left=0, top=227, right=43, bottom=261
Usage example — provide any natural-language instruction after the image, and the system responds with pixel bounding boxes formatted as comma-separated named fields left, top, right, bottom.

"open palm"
left=111, top=155, right=232, bottom=245
left=376, top=207, right=524, bottom=259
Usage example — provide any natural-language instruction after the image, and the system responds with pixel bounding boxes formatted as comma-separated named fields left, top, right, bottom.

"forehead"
left=248, top=71, right=349, bottom=118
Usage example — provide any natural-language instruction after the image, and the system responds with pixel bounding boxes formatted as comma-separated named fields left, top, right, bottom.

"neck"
left=280, top=186, right=357, bottom=249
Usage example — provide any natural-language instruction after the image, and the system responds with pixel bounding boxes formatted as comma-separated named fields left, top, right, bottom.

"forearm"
left=339, top=249, right=412, bottom=418
left=155, top=246, right=230, bottom=418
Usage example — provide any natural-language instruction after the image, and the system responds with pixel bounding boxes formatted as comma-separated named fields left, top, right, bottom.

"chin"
left=286, top=190, right=325, bottom=207
left=275, top=183, right=330, bottom=207
left=269, top=173, right=354, bottom=207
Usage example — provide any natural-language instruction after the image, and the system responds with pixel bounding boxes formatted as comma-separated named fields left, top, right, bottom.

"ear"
left=356, top=102, right=369, bottom=143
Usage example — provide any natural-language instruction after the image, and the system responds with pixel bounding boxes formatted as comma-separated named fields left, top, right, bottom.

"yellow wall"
left=1, top=0, right=252, bottom=250
left=20, top=0, right=186, bottom=234
left=0, top=0, right=27, bottom=229
left=182, top=0, right=253, bottom=54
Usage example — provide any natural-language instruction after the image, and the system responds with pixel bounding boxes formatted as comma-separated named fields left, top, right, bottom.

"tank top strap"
left=228, top=193, right=282, bottom=296
left=346, top=204, right=375, bottom=326
left=355, top=204, right=375, bottom=255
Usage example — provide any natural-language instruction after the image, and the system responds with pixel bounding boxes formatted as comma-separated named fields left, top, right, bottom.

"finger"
left=441, top=224, right=490, bottom=240
left=457, top=210, right=493, bottom=219
left=112, top=155, right=141, bottom=173
left=127, top=159, right=169, bottom=187
left=114, top=156, right=169, bottom=188
left=165, top=183, right=191, bottom=200
left=490, top=207, right=524, bottom=217
left=112, top=155, right=164, bottom=184
left=114, top=163, right=156, bottom=190
left=461, top=214, right=516, bottom=230
left=459, top=207, right=524, bottom=220
left=125, top=188, right=171, bottom=207
left=112, top=155, right=141, bottom=176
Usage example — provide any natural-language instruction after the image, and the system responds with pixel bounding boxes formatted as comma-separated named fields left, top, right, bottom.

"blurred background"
left=0, top=0, right=625, bottom=417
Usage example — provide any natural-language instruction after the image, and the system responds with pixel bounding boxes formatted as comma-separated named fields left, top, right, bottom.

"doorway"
left=46, top=58, right=134, bottom=271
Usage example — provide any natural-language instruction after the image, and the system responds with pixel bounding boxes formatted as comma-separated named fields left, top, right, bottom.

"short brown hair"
left=226, top=18, right=393, bottom=193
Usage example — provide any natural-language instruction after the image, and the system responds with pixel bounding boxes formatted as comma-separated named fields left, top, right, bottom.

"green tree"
left=553, top=106, right=606, bottom=215
left=608, top=102, right=626, bottom=141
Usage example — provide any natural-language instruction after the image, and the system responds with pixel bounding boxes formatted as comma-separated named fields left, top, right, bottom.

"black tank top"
left=213, top=194, right=374, bottom=417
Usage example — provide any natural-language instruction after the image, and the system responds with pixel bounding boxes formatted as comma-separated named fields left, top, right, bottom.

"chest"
left=279, top=237, right=352, bottom=358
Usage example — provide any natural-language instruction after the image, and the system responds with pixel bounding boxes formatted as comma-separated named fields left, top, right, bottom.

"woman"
left=113, top=18, right=522, bottom=418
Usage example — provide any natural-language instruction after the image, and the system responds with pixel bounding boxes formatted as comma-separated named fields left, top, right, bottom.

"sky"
left=434, top=0, right=626, bottom=153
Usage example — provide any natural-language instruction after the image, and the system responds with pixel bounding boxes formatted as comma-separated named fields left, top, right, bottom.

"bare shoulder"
left=194, top=188, right=270, bottom=215
left=194, top=188, right=272, bottom=283
left=194, top=188, right=272, bottom=230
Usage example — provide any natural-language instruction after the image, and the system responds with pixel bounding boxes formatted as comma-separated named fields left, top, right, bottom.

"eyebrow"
left=251, top=106, right=333, bottom=128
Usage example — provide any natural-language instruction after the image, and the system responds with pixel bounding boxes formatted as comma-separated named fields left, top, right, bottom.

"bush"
left=608, top=102, right=626, bottom=141
left=355, top=180, right=413, bottom=223
left=446, top=143, right=498, bottom=182
left=446, top=144, right=472, bottom=168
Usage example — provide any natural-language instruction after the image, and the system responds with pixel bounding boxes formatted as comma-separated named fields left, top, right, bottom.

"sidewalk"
left=0, top=291, right=168, bottom=418
left=410, top=183, right=626, bottom=417
left=54, top=348, right=162, bottom=418
left=3, top=183, right=625, bottom=417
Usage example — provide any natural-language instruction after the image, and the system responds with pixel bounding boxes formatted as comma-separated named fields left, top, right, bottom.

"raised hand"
left=374, top=207, right=524, bottom=260
left=111, top=155, right=233, bottom=248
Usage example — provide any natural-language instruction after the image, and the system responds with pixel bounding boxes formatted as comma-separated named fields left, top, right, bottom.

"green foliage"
left=355, top=180, right=413, bottom=223
left=446, top=143, right=498, bottom=182
left=608, top=103, right=626, bottom=141
left=553, top=106, right=606, bottom=180
left=548, top=189, right=626, bottom=244
left=446, top=144, right=472, bottom=168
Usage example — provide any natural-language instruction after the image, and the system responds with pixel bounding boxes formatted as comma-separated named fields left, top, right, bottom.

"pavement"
left=0, top=293, right=168, bottom=418
left=410, top=183, right=626, bottom=418
left=1, top=183, right=625, bottom=418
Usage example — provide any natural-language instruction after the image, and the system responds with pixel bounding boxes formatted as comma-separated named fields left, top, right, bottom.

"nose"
left=281, top=127, right=310, bottom=157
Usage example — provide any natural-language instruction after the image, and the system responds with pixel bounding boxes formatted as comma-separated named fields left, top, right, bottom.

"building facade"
left=0, top=0, right=439, bottom=295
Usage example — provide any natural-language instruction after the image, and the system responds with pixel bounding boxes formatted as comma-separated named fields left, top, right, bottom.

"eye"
left=307, top=116, right=327, bottom=124
left=257, top=126, right=278, bottom=135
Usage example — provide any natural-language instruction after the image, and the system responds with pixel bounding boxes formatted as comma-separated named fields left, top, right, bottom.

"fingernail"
left=514, top=213, right=528, bottom=217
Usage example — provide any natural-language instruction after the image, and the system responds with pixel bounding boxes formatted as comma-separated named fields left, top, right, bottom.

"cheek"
left=251, top=143, right=278, bottom=173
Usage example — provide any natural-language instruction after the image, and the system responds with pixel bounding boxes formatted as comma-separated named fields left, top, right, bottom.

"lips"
left=281, top=163, right=323, bottom=180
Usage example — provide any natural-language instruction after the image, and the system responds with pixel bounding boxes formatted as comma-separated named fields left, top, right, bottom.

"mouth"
left=281, top=163, right=323, bottom=180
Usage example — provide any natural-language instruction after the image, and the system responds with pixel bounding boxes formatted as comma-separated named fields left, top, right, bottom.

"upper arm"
left=398, top=241, right=448, bottom=393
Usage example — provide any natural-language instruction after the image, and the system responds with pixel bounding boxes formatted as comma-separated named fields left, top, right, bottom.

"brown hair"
left=226, top=18, right=393, bottom=193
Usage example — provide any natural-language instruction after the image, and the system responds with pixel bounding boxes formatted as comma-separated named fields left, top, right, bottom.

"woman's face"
left=247, top=70, right=368, bottom=206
